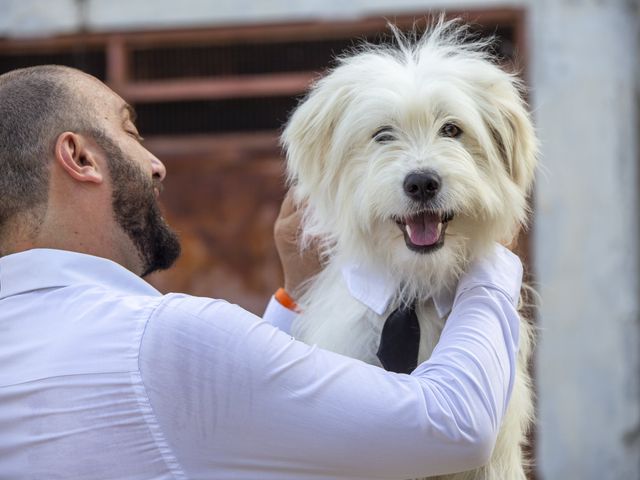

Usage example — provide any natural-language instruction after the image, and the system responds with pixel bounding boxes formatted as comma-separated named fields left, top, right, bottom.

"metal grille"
left=135, top=95, right=299, bottom=135
left=129, top=25, right=516, bottom=82
left=130, top=38, right=359, bottom=80
left=0, top=50, right=106, bottom=79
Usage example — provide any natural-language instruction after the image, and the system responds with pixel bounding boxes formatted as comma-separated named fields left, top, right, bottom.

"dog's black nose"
left=403, top=171, right=442, bottom=202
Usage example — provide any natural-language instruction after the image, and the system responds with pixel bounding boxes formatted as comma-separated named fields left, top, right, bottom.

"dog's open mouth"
left=394, top=210, right=454, bottom=253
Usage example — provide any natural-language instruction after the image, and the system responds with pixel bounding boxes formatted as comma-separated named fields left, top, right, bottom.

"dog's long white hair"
left=282, top=19, right=537, bottom=479
left=283, top=18, right=537, bottom=304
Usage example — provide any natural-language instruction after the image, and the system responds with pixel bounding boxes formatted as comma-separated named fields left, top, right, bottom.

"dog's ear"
left=281, top=74, right=353, bottom=203
left=483, top=79, right=538, bottom=194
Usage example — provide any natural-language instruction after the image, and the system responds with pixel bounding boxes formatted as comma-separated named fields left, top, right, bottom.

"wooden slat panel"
left=120, top=72, right=316, bottom=102
left=144, top=132, right=280, bottom=160
left=106, top=35, right=128, bottom=89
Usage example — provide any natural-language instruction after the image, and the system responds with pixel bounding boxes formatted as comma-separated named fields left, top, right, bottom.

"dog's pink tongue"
left=406, top=213, right=441, bottom=246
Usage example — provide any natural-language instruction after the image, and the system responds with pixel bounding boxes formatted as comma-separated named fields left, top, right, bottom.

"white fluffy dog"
left=282, top=19, right=537, bottom=480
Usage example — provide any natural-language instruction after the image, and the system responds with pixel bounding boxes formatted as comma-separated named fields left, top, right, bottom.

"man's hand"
left=456, top=243, right=524, bottom=307
left=274, top=191, right=323, bottom=298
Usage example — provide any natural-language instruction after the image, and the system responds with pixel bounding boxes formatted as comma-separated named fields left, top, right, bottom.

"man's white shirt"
left=0, top=247, right=521, bottom=479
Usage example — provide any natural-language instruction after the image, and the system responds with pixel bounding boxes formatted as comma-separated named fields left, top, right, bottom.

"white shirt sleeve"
left=138, top=245, right=521, bottom=480
left=262, top=295, right=297, bottom=334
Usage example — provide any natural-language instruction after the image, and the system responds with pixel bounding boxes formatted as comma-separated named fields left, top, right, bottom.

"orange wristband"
left=275, top=287, right=299, bottom=312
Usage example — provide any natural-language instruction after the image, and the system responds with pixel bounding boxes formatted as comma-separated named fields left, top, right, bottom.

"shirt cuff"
left=455, top=243, right=523, bottom=307
left=263, top=295, right=298, bottom=334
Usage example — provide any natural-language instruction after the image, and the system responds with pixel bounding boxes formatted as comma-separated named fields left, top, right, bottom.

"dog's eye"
left=440, top=123, right=463, bottom=138
left=373, top=126, right=395, bottom=143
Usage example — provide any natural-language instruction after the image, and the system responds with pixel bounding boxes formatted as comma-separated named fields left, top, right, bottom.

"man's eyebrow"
left=122, top=104, right=137, bottom=123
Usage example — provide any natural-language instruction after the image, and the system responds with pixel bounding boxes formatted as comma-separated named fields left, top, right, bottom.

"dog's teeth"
left=437, top=222, right=443, bottom=237
left=406, top=224, right=413, bottom=238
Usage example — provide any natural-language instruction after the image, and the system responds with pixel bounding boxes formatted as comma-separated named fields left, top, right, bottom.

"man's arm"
left=263, top=190, right=320, bottom=333
left=137, top=245, right=520, bottom=479
left=262, top=291, right=298, bottom=333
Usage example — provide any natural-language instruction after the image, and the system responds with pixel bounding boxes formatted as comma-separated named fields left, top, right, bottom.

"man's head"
left=0, top=65, right=180, bottom=275
left=0, top=66, right=78, bottom=238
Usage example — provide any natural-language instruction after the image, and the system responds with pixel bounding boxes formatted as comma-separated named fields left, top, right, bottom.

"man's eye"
left=440, top=123, right=463, bottom=138
left=127, top=131, right=144, bottom=142
left=373, top=126, right=395, bottom=143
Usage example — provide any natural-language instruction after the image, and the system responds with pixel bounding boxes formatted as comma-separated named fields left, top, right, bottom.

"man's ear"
left=54, top=132, right=104, bottom=184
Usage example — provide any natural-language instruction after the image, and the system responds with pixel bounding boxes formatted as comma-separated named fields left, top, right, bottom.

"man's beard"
left=92, top=130, right=181, bottom=277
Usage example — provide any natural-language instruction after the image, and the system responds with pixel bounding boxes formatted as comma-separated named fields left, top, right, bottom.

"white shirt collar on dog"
left=340, top=263, right=454, bottom=318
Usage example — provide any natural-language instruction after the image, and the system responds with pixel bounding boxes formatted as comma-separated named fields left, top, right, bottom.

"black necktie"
left=376, top=302, right=420, bottom=374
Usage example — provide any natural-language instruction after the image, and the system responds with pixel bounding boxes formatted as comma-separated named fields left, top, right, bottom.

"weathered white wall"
left=0, top=0, right=79, bottom=36
left=0, top=0, right=638, bottom=478
left=86, top=0, right=522, bottom=31
left=530, top=0, right=640, bottom=478
left=0, top=0, right=525, bottom=35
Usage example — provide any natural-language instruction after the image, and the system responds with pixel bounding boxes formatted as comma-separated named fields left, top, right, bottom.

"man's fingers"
left=276, top=190, right=299, bottom=222
left=275, top=199, right=299, bottom=244
left=274, top=190, right=323, bottom=296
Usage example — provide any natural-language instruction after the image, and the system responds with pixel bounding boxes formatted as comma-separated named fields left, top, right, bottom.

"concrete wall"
left=1, top=0, right=638, bottom=478
left=0, top=0, right=524, bottom=36
left=530, top=1, right=640, bottom=478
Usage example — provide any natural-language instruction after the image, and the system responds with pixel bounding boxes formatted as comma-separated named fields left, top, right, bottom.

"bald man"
left=0, top=66, right=523, bottom=479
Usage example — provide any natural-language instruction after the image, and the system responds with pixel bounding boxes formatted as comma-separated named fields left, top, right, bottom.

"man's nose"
left=150, top=154, right=167, bottom=182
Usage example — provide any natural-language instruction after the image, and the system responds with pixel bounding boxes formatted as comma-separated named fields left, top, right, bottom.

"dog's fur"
left=282, top=19, right=537, bottom=480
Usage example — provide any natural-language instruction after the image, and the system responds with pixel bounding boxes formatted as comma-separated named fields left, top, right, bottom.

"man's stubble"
left=91, top=130, right=181, bottom=277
